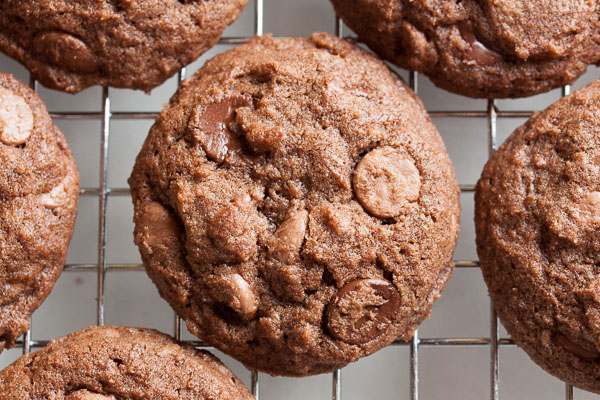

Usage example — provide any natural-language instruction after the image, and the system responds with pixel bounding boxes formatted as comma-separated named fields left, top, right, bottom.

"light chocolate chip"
left=66, top=390, right=116, bottom=400
left=271, top=209, right=308, bottom=264
left=353, top=146, right=421, bottom=218
left=208, top=195, right=258, bottom=262
left=40, top=173, right=75, bottom=209
left=0, top=87, right=33, bottom=146
left=189, top=96, right=252, bottom=163
left=576, top=191, right=600, bottom=224
left=33, top=31, right=98, bottom=73
left=228, top=273, right=258, bottom=321
left=140, top=201, right=180, bottom=248
left=325, top=278, right=400, bottom=345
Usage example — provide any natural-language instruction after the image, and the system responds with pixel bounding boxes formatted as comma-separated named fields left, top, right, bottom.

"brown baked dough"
left=330, top=0, right=600, bottom=98
left=0, top=326, right=255, bottom=399
left=0, top=0, right=248, bottom=93
left=476, top=79, right=600, bottom=392
left=0, top=72, right=79, bottom=353
left=129, top=33, right=460, bottom=376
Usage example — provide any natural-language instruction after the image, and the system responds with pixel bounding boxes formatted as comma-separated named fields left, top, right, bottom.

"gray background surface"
left=1, top=1, right=599, bottom=399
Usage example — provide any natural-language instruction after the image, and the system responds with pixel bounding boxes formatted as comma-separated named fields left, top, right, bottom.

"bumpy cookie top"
left=129, top=33, right=460, bottom=376
left=0, top=326, right=255, bottom=399
left=476, top=80, right=600, bottom=392
left=0, top=0, right=247, bottom=93
left=330, top=0, right=600, bottom=98
left=0, top=72, right=79, bottom=353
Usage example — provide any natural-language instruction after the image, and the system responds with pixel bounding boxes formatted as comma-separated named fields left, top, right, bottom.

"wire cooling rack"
left=1, top=1, right=594, bottom=399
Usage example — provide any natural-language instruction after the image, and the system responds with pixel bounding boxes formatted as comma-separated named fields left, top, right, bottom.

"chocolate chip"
left=228, top=273, right=258, bottom=320
left=66, top=390, right=116, bottom=400
left=32, top=31, right=98, bottom=73
left=458, top=23, right=503, bottom=66
left=190, top=96, right=252, bottom=163
left=575, top=191, right=600, bottom=225
left=139, top=201, right=180, bottom=248
left=353, top=146, right=421, bottom=218
left=208, top=195, right=258, bottom=262
left=271, top=209, right=309, bottom=264
left=40, top=173, right=76, bottom=209
left=325, top=278, right=400, bottom=345
left=0, top=88, right=33, bottom=146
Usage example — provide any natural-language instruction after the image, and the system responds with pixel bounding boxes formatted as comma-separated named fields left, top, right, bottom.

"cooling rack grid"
left=0, top=1, right=597, bottom=399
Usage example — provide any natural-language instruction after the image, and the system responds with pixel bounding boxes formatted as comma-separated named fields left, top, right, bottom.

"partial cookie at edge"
left=0, top=72, right=79, bottom=352
left=0, top=0, right=248, bottom=92
left=476, top=79, right=600, bottom=392
left=0, top=326, right=254, bottom=399
left=330, top=0, right=600, bottom=98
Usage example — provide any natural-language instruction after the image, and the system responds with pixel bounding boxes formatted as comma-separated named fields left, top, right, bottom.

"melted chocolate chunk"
left=325, top=278, right=401, bottom=345
left=458, top=23, right=503, bottom=66
left=32, top=31, right=98, bottom=73
left=190, top=96, right=252, bottom=163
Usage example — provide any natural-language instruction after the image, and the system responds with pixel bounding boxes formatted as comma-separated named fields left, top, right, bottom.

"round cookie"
left=0, top=326, right=255, bottom=399
left=0, top=0, right=248, bottom=93
left=129, top=33, right=460, bottom=376
left=476, top=80, right=600, bottom=392
left=330, top=0, right=600, bottom=98
left=0, top=72, right=79, bottom=353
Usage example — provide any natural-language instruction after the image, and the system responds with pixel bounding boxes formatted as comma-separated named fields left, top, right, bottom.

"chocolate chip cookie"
left=129, top=33, right=460, bottom=376
left=0, top=72, right=79, bottom=353
left=330, top=0, right=600, bottom=98
left=0, top=0, right=248, bottom=93
left=476, top=80, right=600, bottom=392
left=0, top=326, right=254, bottom=399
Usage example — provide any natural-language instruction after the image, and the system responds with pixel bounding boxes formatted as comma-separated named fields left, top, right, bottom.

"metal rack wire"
left=8, top=1, right=580, bottom=399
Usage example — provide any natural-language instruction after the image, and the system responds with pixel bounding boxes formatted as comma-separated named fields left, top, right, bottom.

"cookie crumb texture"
left=0, top=326, right=255, bottom=399
left=0, top=73, right=79, bottom=353
left=476, top=80, right=600, bottom=392
left=129, top=33, right=460, bottom=376
left=0, top=0, right=248, bottom=93
left=330, top=0, right=600, bottom=98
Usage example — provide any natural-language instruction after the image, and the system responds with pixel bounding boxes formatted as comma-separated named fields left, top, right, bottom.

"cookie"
left=476, top=80, right=600, bottom=392
left=0, top=72, right=79, bottom=353
left=0, top=0, right=248, bottom=93
left=330, top=0, right=600, bottom=98
left=129, top=33, right=460, bottom=376
left=0, top=326, right=255, bottom=399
